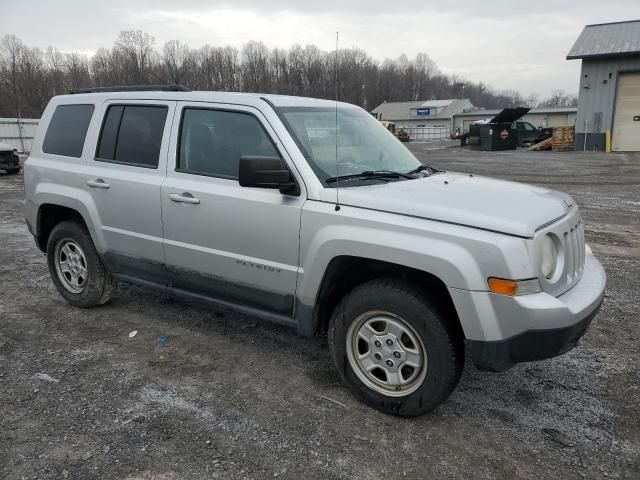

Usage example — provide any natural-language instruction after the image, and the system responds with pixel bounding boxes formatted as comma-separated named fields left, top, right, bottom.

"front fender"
left=297, top=201, right=531, bottom=307
left=298, top=224, right=482, bottom=306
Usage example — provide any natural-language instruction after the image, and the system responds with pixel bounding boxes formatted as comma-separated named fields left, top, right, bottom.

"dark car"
left=512, top=121, right=552, bottom=147
left=0, top=141, right=20, bottom=174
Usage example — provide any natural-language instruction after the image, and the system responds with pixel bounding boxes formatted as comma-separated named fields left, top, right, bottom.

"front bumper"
left=469, top=301, right=600, bottom=371
left=450, top=252, right=606, bottom=372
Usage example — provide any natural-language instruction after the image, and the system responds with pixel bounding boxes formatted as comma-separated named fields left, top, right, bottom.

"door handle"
left=87, top=179, right=110, bottom=189
left=169, top=192, right=200, bottom=204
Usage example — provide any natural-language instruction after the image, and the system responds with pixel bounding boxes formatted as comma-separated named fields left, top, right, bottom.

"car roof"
left=51, top=90, right=354, bottom=110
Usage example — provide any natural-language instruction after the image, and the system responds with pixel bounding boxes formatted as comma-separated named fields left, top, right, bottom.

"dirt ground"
left=1, top=143, right=638, bottom=480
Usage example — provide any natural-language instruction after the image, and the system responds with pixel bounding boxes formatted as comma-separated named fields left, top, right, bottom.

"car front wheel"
left=328, top=278, right=464, bottom=416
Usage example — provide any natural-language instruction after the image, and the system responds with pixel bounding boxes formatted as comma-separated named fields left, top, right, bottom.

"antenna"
left=334, top=31, right=341, bottom=212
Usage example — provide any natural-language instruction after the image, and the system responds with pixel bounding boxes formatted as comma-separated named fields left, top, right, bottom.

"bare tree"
left=525, top=93, right=540, bottom=108
left=161, top=40, right=192, bottom=84
left=539, top=89, right=577, bottom=108
left=115, top=30, right=155, bottom=84
left=241, top=41, right=271, bottom=92
left=0, top=35, right=24, bottom=117
left=64, top=53, right=91, bottom=89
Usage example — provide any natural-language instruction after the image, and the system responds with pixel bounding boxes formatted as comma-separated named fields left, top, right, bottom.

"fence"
left=0, top=118, right=39, bottom=153
left=402, top=126, right=451, bottom=142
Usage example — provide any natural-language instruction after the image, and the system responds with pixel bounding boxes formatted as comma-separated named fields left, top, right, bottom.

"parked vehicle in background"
left=513, top=121, right=552, bottom=147
left=0, top=141, right=21, bottom=174
left=24, top=86, right=606, bottom=417
left=380, top=121, right=410, bottom=142
left=379, top=120, right=396, bottom=135
left=397, top=129, right=410, bottom=142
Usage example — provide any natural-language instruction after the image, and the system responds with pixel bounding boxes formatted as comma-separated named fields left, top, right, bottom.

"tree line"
left=0, top=31, right=577, bottom=119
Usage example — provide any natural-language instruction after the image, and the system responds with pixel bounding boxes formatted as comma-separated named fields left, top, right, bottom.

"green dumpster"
left=468, top=107, right=530, bottom=151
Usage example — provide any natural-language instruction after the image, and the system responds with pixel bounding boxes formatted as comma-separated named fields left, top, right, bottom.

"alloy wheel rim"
left=54, top=238, right=89, bottom=294
left=346, top=310, right=427, bottom=397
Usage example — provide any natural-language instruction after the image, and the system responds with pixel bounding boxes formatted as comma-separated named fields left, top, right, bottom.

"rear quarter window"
left=42, top=104, right=95, bottom=157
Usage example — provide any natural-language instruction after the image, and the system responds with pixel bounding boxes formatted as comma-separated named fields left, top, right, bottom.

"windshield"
left=279, top=106, right=423, bottom=186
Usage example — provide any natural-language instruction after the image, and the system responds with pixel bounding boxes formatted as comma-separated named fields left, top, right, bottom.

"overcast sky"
left=3, top=1, right=640, bottom=97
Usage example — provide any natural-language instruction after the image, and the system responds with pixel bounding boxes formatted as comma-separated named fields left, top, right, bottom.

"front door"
left=161, top=102, right=304, bottom=315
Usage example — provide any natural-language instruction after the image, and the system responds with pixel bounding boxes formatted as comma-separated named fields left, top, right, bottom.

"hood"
left=332, top=172, right=572, bottom=238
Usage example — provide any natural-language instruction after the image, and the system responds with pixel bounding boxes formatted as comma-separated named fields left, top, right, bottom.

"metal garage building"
left=568, top=20, right=640, bottom=151
left=452, top=107, right=577, bottom=134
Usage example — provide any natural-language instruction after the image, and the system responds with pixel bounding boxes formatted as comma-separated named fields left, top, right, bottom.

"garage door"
left=546, top=114, right=569, bottom=127
left=613, top=72, right=640, bottom=152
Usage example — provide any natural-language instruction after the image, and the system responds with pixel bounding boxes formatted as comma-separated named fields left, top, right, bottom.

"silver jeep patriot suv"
left=24, top=85, right=606, bottom=417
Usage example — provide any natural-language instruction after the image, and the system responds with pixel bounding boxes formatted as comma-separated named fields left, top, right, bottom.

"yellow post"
left=605, top=129, right=611, bottom=152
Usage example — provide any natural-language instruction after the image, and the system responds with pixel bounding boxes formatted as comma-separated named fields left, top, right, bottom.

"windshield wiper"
left=326, top=170, right=415, bottom=184
left=406, top=164, right=439, bottom=176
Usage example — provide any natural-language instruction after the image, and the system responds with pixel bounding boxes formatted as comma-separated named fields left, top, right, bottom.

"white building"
left=371, top=99, right=474, bottom=132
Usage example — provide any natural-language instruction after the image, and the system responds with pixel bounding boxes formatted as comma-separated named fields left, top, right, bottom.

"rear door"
left=82, top=100, right=175, bottom=283
left=161, top=102, right=304, bottom=316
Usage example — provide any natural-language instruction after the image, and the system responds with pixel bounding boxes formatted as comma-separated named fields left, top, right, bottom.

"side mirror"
left=239, top=156, right=299, bottom=195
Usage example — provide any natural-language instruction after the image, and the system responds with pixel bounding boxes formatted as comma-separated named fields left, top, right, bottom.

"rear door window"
left=96, top=105, right=168, bottom=168
left=42, top=104, right=95, bottom=157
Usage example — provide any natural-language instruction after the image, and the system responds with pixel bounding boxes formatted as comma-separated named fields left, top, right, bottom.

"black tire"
left=328, top=278, right=464, bottom=417
left=46, top=220, right=115, bottom=308
left=4, top=167, right=20, bottom=174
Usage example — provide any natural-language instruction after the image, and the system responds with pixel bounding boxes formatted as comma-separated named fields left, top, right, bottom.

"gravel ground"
left=1, top=144, right=638, bottom=480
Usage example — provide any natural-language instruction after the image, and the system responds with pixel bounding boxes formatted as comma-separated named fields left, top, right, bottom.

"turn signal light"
left=488, top=277, right=541, bottom=296
left=488, top=278, right=518, bottom=296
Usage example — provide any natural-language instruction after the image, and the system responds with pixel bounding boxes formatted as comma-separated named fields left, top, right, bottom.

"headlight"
left=541, top=234, right=558, bottom=279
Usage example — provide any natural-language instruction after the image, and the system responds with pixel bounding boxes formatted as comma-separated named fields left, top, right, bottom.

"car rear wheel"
left=47, top=220, right=114, bottom=307
left=328, top=278, right=464, bottom=416
left=4, top=167, right=20, bottom=174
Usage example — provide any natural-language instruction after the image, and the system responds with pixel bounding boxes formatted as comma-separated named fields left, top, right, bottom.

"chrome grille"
left=563, top=220, right=585, bottom=284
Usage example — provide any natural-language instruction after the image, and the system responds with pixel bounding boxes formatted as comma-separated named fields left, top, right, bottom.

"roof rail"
left=68, top=85, right=192, bottom=94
